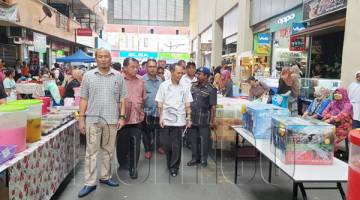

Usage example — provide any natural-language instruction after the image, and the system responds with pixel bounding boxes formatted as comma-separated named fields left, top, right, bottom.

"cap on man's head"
left=197, top=67, right=210, bottom=75
left=247, top=76, right=256, bottom=82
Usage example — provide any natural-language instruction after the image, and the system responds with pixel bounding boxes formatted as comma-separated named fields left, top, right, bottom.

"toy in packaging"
left=270, top=116, right=335, bottom=165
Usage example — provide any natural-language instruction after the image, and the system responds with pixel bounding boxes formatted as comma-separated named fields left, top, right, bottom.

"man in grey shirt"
left=78, top=48, right=127, bottom=198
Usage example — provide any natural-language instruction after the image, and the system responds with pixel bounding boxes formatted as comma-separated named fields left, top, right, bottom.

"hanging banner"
left=290, top=36, right=306, bottom=51
left=33, top=32, right=47, bottom=53
left=119, top=51, right=158, bottom=59
left=303, top=0, right=347, bottom=21
left=254, top=33, right=271, bottom=55
left=158, top=52, right=190, bottom=60
left=0, top=4, right=18, bottom=22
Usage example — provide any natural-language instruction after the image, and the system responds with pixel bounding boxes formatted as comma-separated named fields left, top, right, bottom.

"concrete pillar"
left=196, top=35, right=202, bottom=67
left=341, top=0, right=360, bottom=88
left=235, top=0, right=253, bottom=84
left=211, top=20, right=223, bottom=68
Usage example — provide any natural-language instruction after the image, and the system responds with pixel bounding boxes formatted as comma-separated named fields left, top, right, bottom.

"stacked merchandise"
left=243, top=102, right=289, bottom=139
left=212, top=96, right=248, bottom=150
left=270, top=116, right=335, bottom=165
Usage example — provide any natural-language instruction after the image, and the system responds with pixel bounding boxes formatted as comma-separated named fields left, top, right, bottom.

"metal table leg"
left=234, top=132, right=239, bottom=184
left=337, top=182, right=346, bottom=200
left=293, top=182, right=299, bottom=200
left=299, top=183, right=308, bottom=200
left=268, top=162, right=272, bottom=183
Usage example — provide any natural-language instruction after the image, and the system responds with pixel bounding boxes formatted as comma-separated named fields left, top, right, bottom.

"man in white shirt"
left=155, top=64, right=193, bottom=177
left=180, top=62, right=197, bottom=88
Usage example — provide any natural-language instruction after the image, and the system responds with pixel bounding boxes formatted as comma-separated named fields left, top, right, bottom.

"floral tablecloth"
left=0, top=120, right=80, bottom=200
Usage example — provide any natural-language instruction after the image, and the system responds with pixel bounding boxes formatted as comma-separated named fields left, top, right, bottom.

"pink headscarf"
left=327, top=87, right=353, bottom=117
left=221, top=70, right=231, bottom=80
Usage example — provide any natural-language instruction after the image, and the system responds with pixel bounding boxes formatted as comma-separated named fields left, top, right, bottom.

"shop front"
left=50, top=40, right=71, bottom=67
left=200, top=27, right=212, bottom=67
left=222, top=6, right=239, bottom=74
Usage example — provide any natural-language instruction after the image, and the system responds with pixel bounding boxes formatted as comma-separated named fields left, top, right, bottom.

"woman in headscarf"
left=213, top=72, right=221, bottom=91
left=303, top=87, right=330, bottom=119
left=220, top=69, right=233, bottom=97
left=322, top=87, right=353, bottom=149
left=349, top=70, right=360, bottom=129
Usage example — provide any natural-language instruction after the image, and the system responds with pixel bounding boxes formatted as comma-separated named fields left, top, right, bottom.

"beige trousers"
left=84, top=123, right=117, bottom=186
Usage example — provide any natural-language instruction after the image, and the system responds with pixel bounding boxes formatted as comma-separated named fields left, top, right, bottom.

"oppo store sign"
left=277, top=13, right=296, bottom=25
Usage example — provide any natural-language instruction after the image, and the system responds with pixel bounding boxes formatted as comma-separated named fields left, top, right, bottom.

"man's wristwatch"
left=119, top=115, right=126, bottom=120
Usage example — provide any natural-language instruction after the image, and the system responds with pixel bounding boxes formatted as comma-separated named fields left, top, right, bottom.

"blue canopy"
left=56, top=50, right=95, bottom=63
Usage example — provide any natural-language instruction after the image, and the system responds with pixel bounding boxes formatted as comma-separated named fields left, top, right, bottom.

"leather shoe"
left=187, top=159, right=200, bottom=166
left=200, top=161, right=208, bottom=168
left=130, top=168, right=138, bottom=179
left=78, top=185, right=96, bottom=198
left=99, top=179, right=119, bottom=187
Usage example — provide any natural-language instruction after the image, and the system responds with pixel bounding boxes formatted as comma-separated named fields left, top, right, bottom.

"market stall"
left=0, top=105, right=80, bottom=200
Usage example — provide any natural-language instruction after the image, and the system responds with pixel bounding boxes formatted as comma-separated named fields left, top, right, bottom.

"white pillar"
left=211, top=20, right=223, bottom=68
left=341, top=0, right=360, bottom=87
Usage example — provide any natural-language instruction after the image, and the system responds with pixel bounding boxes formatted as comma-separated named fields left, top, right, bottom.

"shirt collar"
left=143, top=74, right=160, bottom=82
left=94, top=67, right=115, bottom=76
left=123, top=72, right=141, bottom=80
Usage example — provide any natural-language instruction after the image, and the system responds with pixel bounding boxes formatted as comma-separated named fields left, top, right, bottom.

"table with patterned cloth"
left=0, top=120, right=80, bottom=200
left=212, top=97, right=249, bottom=150
left=16, top=83, right=45, bottom=97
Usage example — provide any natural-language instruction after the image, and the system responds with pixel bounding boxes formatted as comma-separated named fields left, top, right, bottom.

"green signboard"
left=158, top=52, right=190, bottom=60
left=253, top=33, right=271, bottom=55
left=270, top=7, right=303, bottom=33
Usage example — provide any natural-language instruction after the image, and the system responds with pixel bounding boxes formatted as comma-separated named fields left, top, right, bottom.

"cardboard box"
left=270, top=116, right=335, bottom=165
left=243, top=102, right=289, bottom=139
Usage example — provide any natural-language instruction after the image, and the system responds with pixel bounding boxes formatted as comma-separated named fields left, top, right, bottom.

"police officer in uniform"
left=187, top=67, right=217, bottom=167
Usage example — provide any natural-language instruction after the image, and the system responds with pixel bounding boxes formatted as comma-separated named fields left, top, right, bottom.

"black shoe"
left=200, top=161, right=208, bottom=168
left=187, top=159, right=200, bottom=166
left=129, top=168, right=138, bottom=179
left=170, top=168, right=178, bottom=177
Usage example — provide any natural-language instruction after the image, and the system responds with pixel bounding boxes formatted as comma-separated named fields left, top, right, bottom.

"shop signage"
left=289, top=36, right=306, bottom=51
left=292, top=22, right=307, bottom=35
left=0, top=4, right=18, bottom=22
left=303, top=0, right=347, bottom=21
left=119, top=51, right=158, bottom=59
left=76, top=28, right=92, bottom=36
left=76, top=36, right=95, bottom=48
left=270, top=8, right=303, bottom=33
left=158, top=52, right=190, bottom=60
left=254, top=33, right=271, bottom=55
left=33, top=32, right=47, bottom=53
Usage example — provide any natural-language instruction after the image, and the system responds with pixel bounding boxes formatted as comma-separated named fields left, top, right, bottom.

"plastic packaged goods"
left=36, top=97, right=51, bottom=115
left=243, top=102, right=290, bottom=139
left=0, top=104, right=28, bottom=153
left=270, top=116, right=335, bottom=165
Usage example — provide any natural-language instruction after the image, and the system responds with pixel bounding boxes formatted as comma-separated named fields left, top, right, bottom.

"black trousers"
left=161, top=126, right=183, bottom=171
left=142, top=115, right=161, bottom=152
left=189, top=126, right=211, bottom=162
left=116, top=124, right=142, bottom=169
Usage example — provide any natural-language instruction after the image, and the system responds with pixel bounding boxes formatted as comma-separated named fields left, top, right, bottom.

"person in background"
left=213, top=72, right=221, bottom=91
left=349, top=70, right=360, bottom=129
left=178, top=60, right=186, bottom=68
left=0, top=83, right=7, bottom=105
left=3, top=68, right=16, bottom=101
left=142, top=59, right=164, bottom=159
left=157, top=66, right=165, bottom=81
left=303, top=87, right=331, bottom=119
left=138, top=61, right=147, bottom=76
left=155, top=64, right=193, bottom=177
left=277, top=66, right=300, bottom=116
left=322, top=88, right=353, bottom=150
left=78, top=48, right=127, bottom=198
left=43, top=70, right=62, bottom=106
left=187, top=67, right=217, bottom=167
left=112, top=62, right=122, bottom=72
left=117, top=57, right=146, bottom=179
left=180, top=62, right=197, bottom=88
left=21, top=61, right=30, bottom=78
left=64, top=69, right=83, bottom=98
left=158, top=59, right=171, bottom=80
left=0, top=58, right=5, bottom=83
left=311, top=64, right=324, bottom=78
left=247, top=76, right=270, bottom=102
left=13, top=59, right=22, bottom=81
left=220, top=69, right=233, bottom=97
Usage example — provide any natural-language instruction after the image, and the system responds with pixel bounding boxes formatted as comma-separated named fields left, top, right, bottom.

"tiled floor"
left=51, top=146, right=347, bottom=200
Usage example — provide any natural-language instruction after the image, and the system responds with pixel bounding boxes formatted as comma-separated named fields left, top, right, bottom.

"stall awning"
left=292, top=18, right=346, bottom=37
